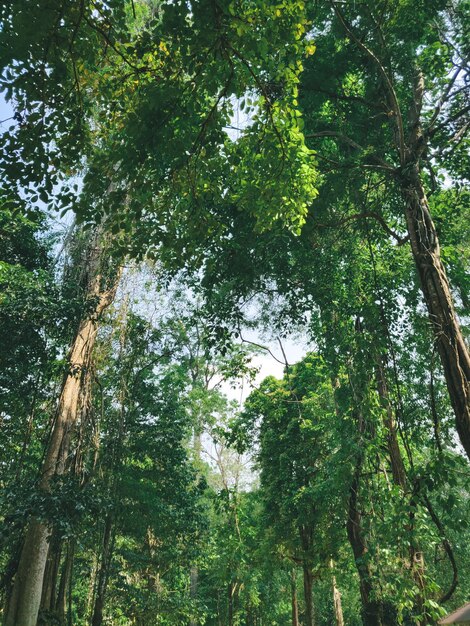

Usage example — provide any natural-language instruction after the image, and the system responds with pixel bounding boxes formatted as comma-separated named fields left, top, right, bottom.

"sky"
left=0, top=96, right=13, bottom=128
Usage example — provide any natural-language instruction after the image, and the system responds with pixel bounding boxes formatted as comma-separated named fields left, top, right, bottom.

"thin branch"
left=226, top=43, right=286, bottom=164
left=331, top=1, right=406, bottom=165
left=305, top=130, right=394, bottom=170
left=430, top=104, right=470, bottom=137
left=237, top=328, right=288, bottom=367
left=313, top=86, right=385, bottom=110
left=427, top=66, right=462, bottom=131
left=422, top=494, right=458, bottom=604
left=315, top=211, right=409, bottom=245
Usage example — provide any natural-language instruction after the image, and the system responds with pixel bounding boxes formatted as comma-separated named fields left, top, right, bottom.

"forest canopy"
left=0, top=1, right=469, bottom=625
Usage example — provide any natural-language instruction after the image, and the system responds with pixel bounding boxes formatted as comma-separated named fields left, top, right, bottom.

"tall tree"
left=301, top=0, right=470, bottom=458
left=4, top=227, right=120, bottom=626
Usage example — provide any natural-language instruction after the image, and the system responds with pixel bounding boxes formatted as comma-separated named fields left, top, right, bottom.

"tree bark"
left=3, top=518, right=50, bottom=626
left=400, top=164, right=470, bottom=460
left=56, top=540, right=75, bottom=626
left=347, top=465, right=383, bottom=626
left=291, top=569, right=300, bottom=626
left=4, top=238, right=119, bottom=626
left=91, top=515, right=115, bottom=626
left=375, top=357, right=407, bottom=489
left=40, top=535, right=62, bottom=614
left=330, top=560, right=344, bottom=626
left=302, top=563, right=315, bottom=626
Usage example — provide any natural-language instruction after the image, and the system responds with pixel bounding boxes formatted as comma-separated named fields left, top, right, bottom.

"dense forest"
left=0, top=1, right=469, bottom=625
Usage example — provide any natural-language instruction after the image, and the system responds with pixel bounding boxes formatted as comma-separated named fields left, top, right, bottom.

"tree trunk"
left=91, top=515, right=115, bottom=626
left=375, top=357, right=407, bottom=489
left=375, top=353, right=427, bottom=622
left=330, top=560, right=344, bottom=626
left=40, top=535, right=62, bottom=614
left=3, top=518, right=50, bottom=626
left=302, top=564, right=315, bottom=626
left=228, top=582, right=234, bottom=626
left=56, top=540, right=75, bottom=626
left=291, top=569, right=300, bottom=626
left=4, top=239, right=119, bottom=626
left=347, top=466, right=383, bottom=626
left=189, top=565, right=199, bottom=626
left=400, top=165, right=470, bottom=460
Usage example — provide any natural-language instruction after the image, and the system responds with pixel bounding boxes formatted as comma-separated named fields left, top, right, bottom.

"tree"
left=240, top=354, right=350, bottom=626
left=4, top=226, right=120, bottom=626
left=301, top=0, right=470, bottom=458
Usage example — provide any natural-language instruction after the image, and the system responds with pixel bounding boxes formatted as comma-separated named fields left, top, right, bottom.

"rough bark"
left=4, top=238, right=119, bottom=626
left=400, top=164, right=470, bottom=459
left=375, top=357, right=407, bottom=489
left=39, top=535, right=62, bottom=614
left=330, top=560, right=344, bottom=626
left=91, top=516, right=115, bottom=626
left=189, top=565, right=199, bottom=626
left=401, top=71, right=470, bottom=459
left=302, top=563, right=315, bottom=626
left=347, top=462, right=383, bottom=626
left=291, top=569, right=300, bottom=626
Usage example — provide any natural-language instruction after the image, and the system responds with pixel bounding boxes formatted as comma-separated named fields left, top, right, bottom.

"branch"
left=305, top=130, right=394, bottom=170
left=226, top=43, right=286, bottom=164
left=430, top=104, right=470, bottom=137
left=330, top=1, right=406, bottom=165
left=313, top=86, right=385, bottom=110
left=237, top=327, right=289, bottom=367
left=426, top=66, right=462, bottom=131
left=316, top=211, right=409, bottom=245
left=422, top=494, right=458, bottom=604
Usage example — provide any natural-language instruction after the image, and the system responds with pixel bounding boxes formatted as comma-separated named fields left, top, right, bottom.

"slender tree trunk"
left=302, top=564, right=315, bottom=626
left=228, top=582, right=234, bottom=626
left=189, top=565, right=199, bottom=626
left=56, top=540, right=75, bottom=625
left=291, top=569, right=300, bottom=626
left=91, top=295, right=131, bottom=626
left=375, top=357, right=407, bottom=488
left=332, top=361, right=383, bottom=626
left=86, top=553, right=99, bottom=621
left=375, top=352, right=428, bottom=623
left=330, top=560, right=344, bottom=626
left=4, top=238, right=119, bottom=626
left=91, top=515, right=115, bottom=626
left=347, top=465, right=383, bottom=626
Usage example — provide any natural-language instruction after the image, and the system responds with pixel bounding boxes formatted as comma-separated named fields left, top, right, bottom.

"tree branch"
left=330, top=1, right=406, bottom=165
left=316, top=211, right=409, bottom=245
left=305, top=130, right=394, bottom=170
